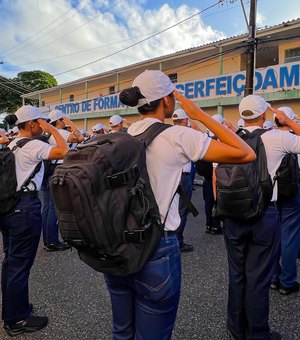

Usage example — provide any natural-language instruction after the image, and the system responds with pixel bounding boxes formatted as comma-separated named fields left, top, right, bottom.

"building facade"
left=22, top=19, right=300, bottom=132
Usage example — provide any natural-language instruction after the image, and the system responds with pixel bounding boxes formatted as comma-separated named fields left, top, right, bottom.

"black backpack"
left=275, top=153, right=299, bottom=199
left=215, top=129, right=273, bottom=221
left=195, top=159, right=213, bottom=180
left=0, top=138, right=42, bottom=217
left=49, top=123, right=173, bottom=276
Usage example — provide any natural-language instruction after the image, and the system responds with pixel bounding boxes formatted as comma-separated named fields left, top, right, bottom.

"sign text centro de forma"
left=54, top=62, right=300, bottom=115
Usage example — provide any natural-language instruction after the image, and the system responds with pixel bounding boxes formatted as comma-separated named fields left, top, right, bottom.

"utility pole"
left=244, top=0, right=257, bottom=96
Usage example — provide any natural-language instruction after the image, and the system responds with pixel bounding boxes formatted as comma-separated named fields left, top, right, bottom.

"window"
left=69, top=94, right=74, bottom=102
left=168, top=73, right=178, bottom=83
left=41, top=100, right=45, bottom=106
left=285, top=47, right=300, bottom=63
left=109, top=86, right=115, bottom=94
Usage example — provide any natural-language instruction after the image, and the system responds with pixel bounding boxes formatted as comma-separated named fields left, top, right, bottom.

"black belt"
left=20, top=191, right=38, bottom=199
left=182, top=172, right=190, bottom=175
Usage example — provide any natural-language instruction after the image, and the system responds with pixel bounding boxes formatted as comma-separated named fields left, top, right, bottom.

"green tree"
left=0, top=70, right=58, bottom=113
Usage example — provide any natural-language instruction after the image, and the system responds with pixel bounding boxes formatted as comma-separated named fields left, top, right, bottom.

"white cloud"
left=0, top=0, right=225, bottom=84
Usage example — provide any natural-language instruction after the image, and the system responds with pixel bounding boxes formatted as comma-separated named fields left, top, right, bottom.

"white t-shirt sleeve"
left=48, top=128, right=71, bottom=145
left=280, top=132, right=300, bottom=154
left=172, top=126, right=211, bottom=164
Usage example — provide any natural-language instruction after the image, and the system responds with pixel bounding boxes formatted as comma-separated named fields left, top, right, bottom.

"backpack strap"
left=177, top=185, right=199, bottom=217
left=13, top=138, right=42, bottom=191
left=136, top=122, right=172, bottom=146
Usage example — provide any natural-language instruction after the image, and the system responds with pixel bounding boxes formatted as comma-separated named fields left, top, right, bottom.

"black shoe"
left=44, top=242, right=71, bottom=252
left=180, top=243, right=194, bottom=252
left=4, top=315, right=48, bottom=336
left=206, top=225, right=212, bottom=233
left=278, top=282, right=299, bottom=295
left=210, top=227, right=222, bottom=235
left=270, top=281, right=280, bottom=290
left=269, top=330, right=282, bottom=339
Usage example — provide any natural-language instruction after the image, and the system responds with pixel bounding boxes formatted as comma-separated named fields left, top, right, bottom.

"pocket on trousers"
left=9, top=209, right=31, bottom=236
left=135, top=256, right=176, bottom=302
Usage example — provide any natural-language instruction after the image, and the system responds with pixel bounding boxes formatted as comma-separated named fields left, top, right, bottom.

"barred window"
left=285, top=47, right=300, bottom=63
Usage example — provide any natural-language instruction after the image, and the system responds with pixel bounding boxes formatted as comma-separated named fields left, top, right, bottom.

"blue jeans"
left=39, top=177, right=59, bottom=245
left=277, top=196, right=300, bottom=287
left=223, top=205, right=280, bottom=340
left=104, top=234, right=181, bottom=340
left=0, top=195, right=42, bottom=325
left=176, top=172, right=193, bottom=244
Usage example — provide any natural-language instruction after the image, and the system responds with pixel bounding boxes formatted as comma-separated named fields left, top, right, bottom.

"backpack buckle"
left=106, top=165, right=139, bottom=188
left=123, top=229, right=145, bottom=242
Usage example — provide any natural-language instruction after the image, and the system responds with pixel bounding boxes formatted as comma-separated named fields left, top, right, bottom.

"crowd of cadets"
left=0, top=77, right=299, bottom=339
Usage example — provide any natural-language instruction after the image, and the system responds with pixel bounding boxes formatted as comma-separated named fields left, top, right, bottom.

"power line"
left=0, top=81, right=25, bottom=95
left=9, top=0, right=125, bottom=62
left=0, top=76, right=33, bottom=93
left=2, top=3, right=82, bottom=57
left=20, top=44, right=245, bottom=106
left=53, top=1, right=222, bottom=77
left=13, top=0, right=248, bottom=69
left=13, top=32, right=161, bottom=68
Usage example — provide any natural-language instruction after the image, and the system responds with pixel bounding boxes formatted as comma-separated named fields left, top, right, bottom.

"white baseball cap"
left=48, top=109, right=65, bottom=123
left=109, top=115, right=123, bottom=127
left=12, top=126, right=19, bottom=134
left=15, top=105, right=49, bottom=124
left=237, top=118, right=245, bottom=128
left=212, top=114, right=225, bottom=124
left=263, top=120, right=274, bottom=129
left=132, top=70, right=175, bottom=107
left=277, top=106, right=298, bottom=120
left=92, top=123, right=105, bottom=132
left=239, top=95, right=270, bottom=120
left=172, top=109, right=188, bottom=120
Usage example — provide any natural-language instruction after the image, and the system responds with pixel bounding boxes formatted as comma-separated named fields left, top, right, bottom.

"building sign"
left=175, top=62, right=300, bottom=99
left=48, top=62, right=300, bottom=115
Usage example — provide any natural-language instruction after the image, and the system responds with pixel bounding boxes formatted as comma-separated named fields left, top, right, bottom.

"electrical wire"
left=17, top=44, right=245, bottom=106
left=12, top=0, right=248, bottom=68
left=0, top=81, right=25, bottom=95
left=2, top=2, right=82, bottom=57
left=53, top=1, right=222, bottom=77
left=9, top=0, right=124, bottom=62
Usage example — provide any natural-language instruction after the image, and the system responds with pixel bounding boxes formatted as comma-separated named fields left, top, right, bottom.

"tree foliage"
left=0, top=70, right=58, bottom=114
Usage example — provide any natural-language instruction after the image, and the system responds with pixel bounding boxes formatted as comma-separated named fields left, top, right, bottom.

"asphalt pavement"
left=0, top=183, right=299, bottom=340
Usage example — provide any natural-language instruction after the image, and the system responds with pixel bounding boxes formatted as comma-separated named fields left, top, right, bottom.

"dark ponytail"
left=119, top=86, right=161, bottom=114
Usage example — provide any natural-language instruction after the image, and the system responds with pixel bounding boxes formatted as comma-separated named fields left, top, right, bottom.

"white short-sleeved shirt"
left=128, top=118, right=211, bottom=231
left=245, top=126, right=300, bottom=201
left=9, top=137, right=53, bottom=191
left=48, top=128, right=71, bottom=164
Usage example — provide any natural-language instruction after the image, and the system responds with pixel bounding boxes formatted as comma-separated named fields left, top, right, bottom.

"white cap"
left=277, top=106, right=298, bottom=120
left=132, top=70, right=175, bottom=107
left=212, top=114, right=225, bottom=124
left=48, top=109, right=65, bottom=123
left=109, top=115, right=123, bottom=127
left=237, top=118, right=245, bottom=128
left=92, top=123, right=105, bottom=132
left=172, top=109, right=188, bottom=120
left=239, top=95, right=270, bottom=120
left=15, top=105, right=49, bottom=124
left=263, top=120, right=274, bottom=129
left=12, top=126, right=19, bottom=134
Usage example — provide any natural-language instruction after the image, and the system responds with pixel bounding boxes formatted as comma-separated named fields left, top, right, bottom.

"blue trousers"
left=277, top=196, right=300, bottom=288
left=203, top=178, right=221, bottom=229
left=39, top=177, right=59, bottom=245
left=104, top=234, right=181, bottom=340
left=177, top=172, right=193, bottom=244
left=223, top=205, right=280, bottom=340
left=0, top=195, right=42, bottom=325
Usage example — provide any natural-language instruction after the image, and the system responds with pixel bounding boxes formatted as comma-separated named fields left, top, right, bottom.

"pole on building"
left=244, top=0, right=257, bottom=96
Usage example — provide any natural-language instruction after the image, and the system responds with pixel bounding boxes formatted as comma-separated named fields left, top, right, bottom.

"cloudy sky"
left=1, top=0, right=300, bottom=87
